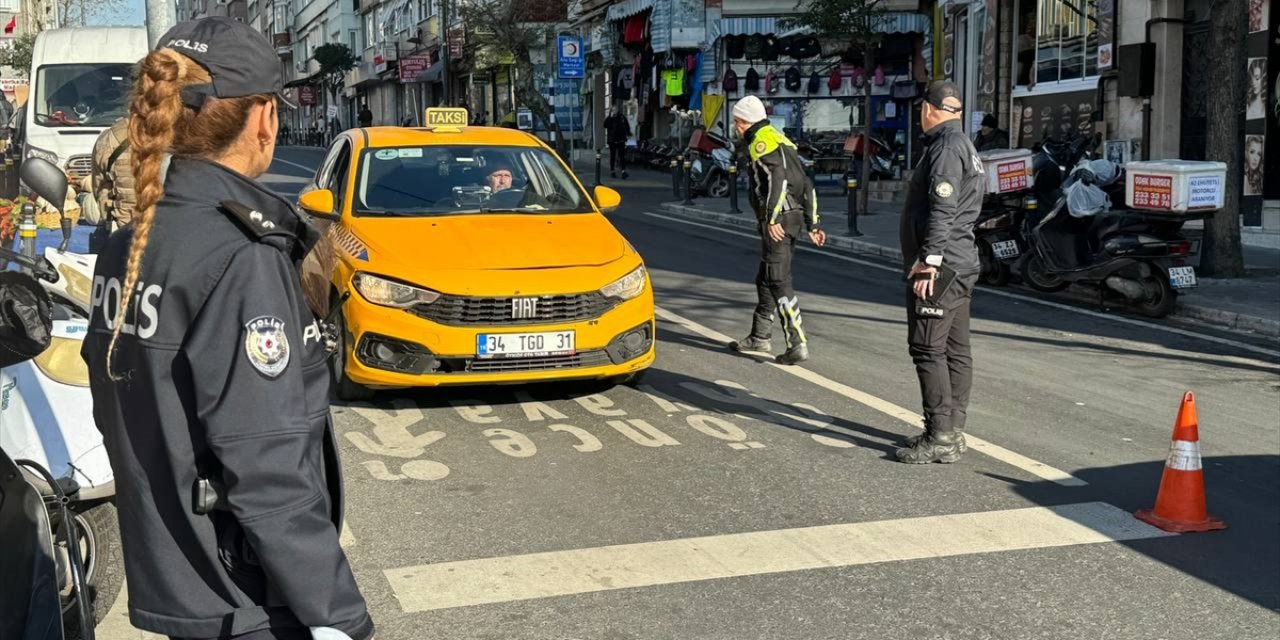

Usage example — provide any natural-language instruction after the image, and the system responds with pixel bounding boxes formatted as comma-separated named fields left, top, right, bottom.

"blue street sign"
left=558, top=35, right=584, bottom=79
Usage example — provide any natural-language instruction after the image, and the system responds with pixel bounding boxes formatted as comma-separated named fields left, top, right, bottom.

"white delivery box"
left=1124, top=160, right=1227, bottom=213
left=978, top=148, right=1035, bottom=195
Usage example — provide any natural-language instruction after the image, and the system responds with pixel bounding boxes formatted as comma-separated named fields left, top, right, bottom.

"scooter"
left=1018, top=156, right=1209, bottom=318
left=690, top=147, right=734, bottom=198
left=1, top=157, right=119, bottom=638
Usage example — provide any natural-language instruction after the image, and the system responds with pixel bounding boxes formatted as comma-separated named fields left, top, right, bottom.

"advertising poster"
left=1097, top=0, right=1115, bottom=71
left=1013, top=90, right=1095, bottom=149
left=1246, top=0, right=1275, bottom=223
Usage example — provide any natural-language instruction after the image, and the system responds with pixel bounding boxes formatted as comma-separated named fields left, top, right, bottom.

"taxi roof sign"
left=425, top=108, right=468, bottom=131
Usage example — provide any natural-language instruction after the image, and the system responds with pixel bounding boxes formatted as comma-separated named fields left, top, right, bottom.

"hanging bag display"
left=891, top=80, right=918, bottom=99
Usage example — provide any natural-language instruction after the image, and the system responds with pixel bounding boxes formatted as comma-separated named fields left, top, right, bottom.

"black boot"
left=776, top=343, right=809, bottom=365
left=895, top=431, right=964, bottom=464
left=903, top=428, right=967, bottom=454
left=729, top=335, right=772, bottom=353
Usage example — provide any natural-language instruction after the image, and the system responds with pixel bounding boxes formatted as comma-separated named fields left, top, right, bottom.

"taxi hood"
left=353, top=212, right=627, bottom=271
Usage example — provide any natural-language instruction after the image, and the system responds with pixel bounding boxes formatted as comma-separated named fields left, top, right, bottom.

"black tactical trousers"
left=609, top=141, right=627, bottom=172
left=905, top=273, right=976, bottom=434
left=750, top=213, right=806, bottom=349
left=170, top=628, right=311, bottom=640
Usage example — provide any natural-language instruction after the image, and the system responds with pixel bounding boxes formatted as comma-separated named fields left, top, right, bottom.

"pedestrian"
left=603, top=107, right=630, bottom=179
left=358, top=102, right=373, bottom=127
left=87, top=117, right=135, bottom=253
left=81, top=17, right=374, bottom=640
left=0, top=92, right=12, bottom=145
left=896, top=81, right=985, bottom=464
left=727, top=95, right=825, bottom=365
left=972, top=114, right=1008, bottom=152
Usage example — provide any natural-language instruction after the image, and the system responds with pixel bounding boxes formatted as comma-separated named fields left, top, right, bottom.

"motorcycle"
left=689, top=147, right=735, bottom=198
left=1017, top=152, right=1210, bottom=318
left=1, top=157, right=120, bottom=639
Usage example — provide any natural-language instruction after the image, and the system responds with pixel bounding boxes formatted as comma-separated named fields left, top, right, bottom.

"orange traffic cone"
left=1135, top=391, right=1226, bottom=533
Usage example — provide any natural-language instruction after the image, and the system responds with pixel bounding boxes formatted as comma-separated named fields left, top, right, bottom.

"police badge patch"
left=934, top=181, right=955, bottom=198
left=244, top=316, right=290, bottom=378
left=755, top=141, right=767, bottom=155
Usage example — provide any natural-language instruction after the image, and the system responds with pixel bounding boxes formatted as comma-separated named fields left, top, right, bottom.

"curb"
left=659, top=203, right=1280, bottom=339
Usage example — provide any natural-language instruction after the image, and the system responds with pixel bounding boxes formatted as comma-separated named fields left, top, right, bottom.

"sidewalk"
left=659, top=193, right=1280, bottom=339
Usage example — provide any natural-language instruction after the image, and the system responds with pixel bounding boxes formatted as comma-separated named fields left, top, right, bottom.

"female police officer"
left=81, top=18, right=374, bottom=640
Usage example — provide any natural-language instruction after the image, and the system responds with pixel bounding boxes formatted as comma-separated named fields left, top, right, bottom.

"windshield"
left=34, top=63, right=133, bottom=127
left=354, top=145, right=595, bottom=216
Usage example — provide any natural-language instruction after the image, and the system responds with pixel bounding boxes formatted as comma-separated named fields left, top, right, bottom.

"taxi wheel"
left=331, top=310, right=375, bottom=403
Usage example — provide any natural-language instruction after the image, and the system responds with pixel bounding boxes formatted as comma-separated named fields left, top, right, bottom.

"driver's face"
left=487, top=169, right=513, bottom=192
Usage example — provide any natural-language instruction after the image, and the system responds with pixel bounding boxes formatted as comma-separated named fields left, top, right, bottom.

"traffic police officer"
left=896, top=81, right=985, bottom=464
left=727, top=95, right=825, bottom=365
left=81, top=18, right=374, bottom=640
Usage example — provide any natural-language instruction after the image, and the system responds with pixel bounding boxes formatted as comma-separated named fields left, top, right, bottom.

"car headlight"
left=24, top=145, right=58, bottom=166
left=601, top=266, right=647, bottom=300
left=353, top=272, right=441, bottom=308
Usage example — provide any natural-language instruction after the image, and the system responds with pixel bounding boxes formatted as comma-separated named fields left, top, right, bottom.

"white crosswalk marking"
left=384, top=502, right=1171, bottom=612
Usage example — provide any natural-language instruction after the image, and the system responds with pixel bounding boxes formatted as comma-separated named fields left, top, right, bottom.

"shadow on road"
left=983, top=455, right=1280, bottom=613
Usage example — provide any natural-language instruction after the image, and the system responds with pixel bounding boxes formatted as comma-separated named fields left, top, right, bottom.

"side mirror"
left=298, top=188, right=340, bottom=221
left=19, top=157, right=68, bottom=213
left=593, top=185, right=622, bottom=214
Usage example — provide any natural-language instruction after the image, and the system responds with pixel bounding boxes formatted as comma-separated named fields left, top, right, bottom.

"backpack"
left=808, top=71, right=822, bottom=94
left=745, top=67, right=761, bottom=91
left=723, top=68, right=738, bottom=92
left=785, top=66, right=802, bottom=92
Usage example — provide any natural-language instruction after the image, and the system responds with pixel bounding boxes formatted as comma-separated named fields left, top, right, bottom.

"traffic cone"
left=1135, top=392, right=1226, bottom=533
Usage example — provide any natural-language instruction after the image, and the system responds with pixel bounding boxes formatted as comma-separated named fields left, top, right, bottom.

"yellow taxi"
left=297, top=109, right=655, bottom=400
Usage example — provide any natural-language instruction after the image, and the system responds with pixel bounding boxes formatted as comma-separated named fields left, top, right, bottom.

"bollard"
left=846, top=176, right=863, bottom=237
left=682, top=158, right=695, bottom=205
left=0, top=161, right=8, bottom=201
left=19, top=200, right=37, bottom=259
left=595, top=148, right=603, bottom=187
left=671, top=159, right=681, bottom=198
left=3, top=158, right=13, bottom=200
left=728, top=164, right=742, bottom=214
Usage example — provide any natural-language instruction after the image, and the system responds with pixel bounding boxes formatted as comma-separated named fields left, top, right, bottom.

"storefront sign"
left=449, top=28, right=465, bottom=59
left=1012, top=90, right=1095, bottom=148
left=1097, top=0, right=1115, bottom=71
left=374, top=53, right=389, bottom=74
left=399, top=56, right=430, bottom=82
left=298, top=86, right=317, bottom=106
left=996, top=161, right=1029, bottom=193
left=0, top=78, right=23, bottom=93
left=1129, top=174, right=1174, bottom=210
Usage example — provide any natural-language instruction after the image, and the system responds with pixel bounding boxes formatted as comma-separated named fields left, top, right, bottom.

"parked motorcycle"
left=1, top=157, right=119, bottom=638
left=1018, top=153, right=1210, bottom=318
left=689, top=147, right=734, bottom=198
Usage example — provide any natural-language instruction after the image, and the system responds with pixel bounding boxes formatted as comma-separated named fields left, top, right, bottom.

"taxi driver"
left=486, top=163, right=515, bottom=193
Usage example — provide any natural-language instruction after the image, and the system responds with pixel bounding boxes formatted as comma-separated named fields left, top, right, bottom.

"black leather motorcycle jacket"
left=81, top=157, right=373, bottom=639
left=900, top=119, right=986, bottom=274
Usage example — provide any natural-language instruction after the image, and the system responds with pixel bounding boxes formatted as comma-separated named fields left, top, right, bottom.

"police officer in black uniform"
left=896, top=81, right=985, bottom=464
left=81, top=18, right=374, bottom=640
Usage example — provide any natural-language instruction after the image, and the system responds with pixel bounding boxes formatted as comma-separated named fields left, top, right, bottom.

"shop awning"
left=569, top=0, right=613, bottom=27
left=415, top=60, right=445, bottom=83
left=284, top=71, right=322, bottom=88
left=606, top=0, right=653, bottom=22
left=719, top=11, right=931, bottom=37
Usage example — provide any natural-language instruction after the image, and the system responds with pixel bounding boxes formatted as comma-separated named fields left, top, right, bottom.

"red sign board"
left=399, top=56, right=431, bottom=82
left=1130, top=174, right=1173, bottom=210
left=996, top=161, right=1028, bottom=193
left=449, top=28, right=465, bottom=58
left=298, top=86, right=317, bottom=106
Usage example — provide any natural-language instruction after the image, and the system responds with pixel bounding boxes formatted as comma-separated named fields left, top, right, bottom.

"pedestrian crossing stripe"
left=383, top=502, right=1171, bottom=612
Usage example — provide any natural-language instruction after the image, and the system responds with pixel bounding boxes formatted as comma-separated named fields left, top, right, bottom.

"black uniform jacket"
left=900, top=119, right=986, bottom=274
left=81, top=157, right=372, bottom=639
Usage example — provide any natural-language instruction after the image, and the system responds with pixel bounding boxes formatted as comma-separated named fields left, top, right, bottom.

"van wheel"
left=330, top=309, right=375, bottom=402
left=61, top=502, right=123, bottom=639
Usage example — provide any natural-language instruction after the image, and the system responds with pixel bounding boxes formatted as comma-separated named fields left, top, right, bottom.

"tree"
left=457, top=0, right=568, bottom=148
left=313, top=43, right=359, bottom=123
left=0, top=33, right=39, bottom=76
left=1201, top=0, right=1247, bottom=277
left=783, top=0, right=887, bottom=216
left=56, top=0, right=131, bottom=27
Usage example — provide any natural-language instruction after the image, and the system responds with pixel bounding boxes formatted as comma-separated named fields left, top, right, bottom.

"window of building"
left=1016, top=0, right=1098, bottom=89
left=364, top=10, right=376, bottom=49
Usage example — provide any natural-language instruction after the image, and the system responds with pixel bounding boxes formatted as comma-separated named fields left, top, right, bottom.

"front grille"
left=410, top=292, right=619, bottom=326
left=66, top=155, right=92, bottom=178
left=463, top=350, right=612, bottom=373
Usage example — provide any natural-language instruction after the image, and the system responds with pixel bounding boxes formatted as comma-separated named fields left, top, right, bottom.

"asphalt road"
left=101, top=147, right=1280, bottom=640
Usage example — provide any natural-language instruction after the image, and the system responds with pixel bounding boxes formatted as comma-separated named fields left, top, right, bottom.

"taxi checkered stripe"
left=330, top=226, right=368, bottom=260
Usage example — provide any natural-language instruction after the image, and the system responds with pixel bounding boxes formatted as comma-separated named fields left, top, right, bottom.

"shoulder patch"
left=221, top=200, right=294, bottom=242
left=754, top=141, right=767, bottom=155
left=244, top=316, right=290, bottom=377
left=934, top=181, right=954, bottom=198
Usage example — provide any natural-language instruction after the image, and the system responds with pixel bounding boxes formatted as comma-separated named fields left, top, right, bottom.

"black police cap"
left=159, top=17, right=296, bottom=110
left=920, top=80, right=963, bottom=113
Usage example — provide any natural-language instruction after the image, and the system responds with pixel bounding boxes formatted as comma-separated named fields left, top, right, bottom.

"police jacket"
left=81, top=157, right=373, bottom=639
left=744, top=121, right=820, bottom=230
left=900, top=119, right=985, bottom=274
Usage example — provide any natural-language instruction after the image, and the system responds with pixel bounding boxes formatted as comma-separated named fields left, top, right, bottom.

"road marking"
left=340, top=521, right=358, bottom=547
left=271, top=157, right=320, bottom=175
left=655, top=305, right=1088, bottom=487
left=385, top=501, right=1170, bottom=612
left=97, top=579, right=164, bottom=639
left=642, top=210, right=1280, bottom=361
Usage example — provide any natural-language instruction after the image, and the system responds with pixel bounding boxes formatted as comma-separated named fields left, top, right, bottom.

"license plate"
left=1169, top=266, right=1197, bottom=289
left=992, top=239, right=1021, bottom=260
left=476, top=331, right=576, bottom=358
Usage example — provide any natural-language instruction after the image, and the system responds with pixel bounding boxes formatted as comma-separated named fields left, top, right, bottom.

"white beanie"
left=732, top=95, right=767, bottom=124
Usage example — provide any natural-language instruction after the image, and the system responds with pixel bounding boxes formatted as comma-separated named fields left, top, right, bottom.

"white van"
left=22, top=27, right=148, bottom=178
